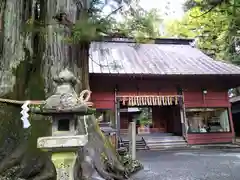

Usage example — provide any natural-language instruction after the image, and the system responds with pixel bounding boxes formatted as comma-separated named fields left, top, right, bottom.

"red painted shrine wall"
left=187, top=133, right=233, bottom=144
left=90, top=75, right=178, bottom=110
left=184, top=91, right=234, bottom=145
left=90, top=75, right=234, bottom=144
left=91, top=92, right=115, bottom=109
left=184, top=91, right=230, bottom=108
left=91, top=90, right=231, bottom=110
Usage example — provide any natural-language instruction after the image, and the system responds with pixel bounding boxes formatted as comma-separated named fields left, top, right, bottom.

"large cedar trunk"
left=0, top=0, right=142, bottom=179
left=79, top=42, right=90, bottom=91
left=0, top=0, right=56, bottom=179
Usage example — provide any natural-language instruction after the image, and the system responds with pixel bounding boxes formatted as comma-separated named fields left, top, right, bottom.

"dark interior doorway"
left=119, top=105, right=182, bottom=136
left=152, top=105, right=182, bottom=136
left=233, top=113, right=240, bottom=137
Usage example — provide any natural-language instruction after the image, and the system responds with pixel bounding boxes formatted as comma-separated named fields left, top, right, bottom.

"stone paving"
left=132, top=149, right=240, bottom=180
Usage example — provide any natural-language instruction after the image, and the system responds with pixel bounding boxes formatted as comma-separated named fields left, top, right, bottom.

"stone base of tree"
left=117, top=149, right=144, bottom=177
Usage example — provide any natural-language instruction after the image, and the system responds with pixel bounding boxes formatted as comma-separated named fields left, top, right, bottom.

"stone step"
left=124, top=144, right=146, bottom=148
left=145, top=135, right=187, bottom=150
left=122, top=141, right=146, bottom=144
left=123, top=145, right=146, bottom=149
left=149, top=144, right=188, bottom=150
left=129, top=146, right=148, bottom=149
left=147, top=140, right=187, bottom=150
left=144, top=136, right=185, bottom=141
left=148, top=142, right=187, bottom=147
left=120, top=135, right=188, bottom=151
left=123, top=144, right=146, bottom=147
left=123, top=142, right=146, bottom=146
left=146, top=139, right=186, bottom=144
left=126, top=147, right=148, bottom=150
left=121, top=139, right=148, bottom=150
left=123, top=141, right=144, bottom=143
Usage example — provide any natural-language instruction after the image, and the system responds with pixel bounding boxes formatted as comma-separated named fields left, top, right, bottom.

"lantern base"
left=52, top=152, right=77, bottom=180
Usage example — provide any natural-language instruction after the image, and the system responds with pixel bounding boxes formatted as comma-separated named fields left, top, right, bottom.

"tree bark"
left=50, top=2, right=144, bottom=179
left=78, top=42, right=90, bottom=90
left=42, top=0, right=80, bottom=95
left=0, top=0, right=55, bottom=179
left=0, top=0, right=142, bottom=179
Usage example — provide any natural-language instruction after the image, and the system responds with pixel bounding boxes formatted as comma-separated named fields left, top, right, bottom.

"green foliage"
left=64, top=0, right=161, bottom=43
left=116, top=8, right=162, bottom=40
left=184, top=0, right=228, bottom=12
left=165, top=0, right=240, bottom=62
left=138, top=108, right=152, bottom=125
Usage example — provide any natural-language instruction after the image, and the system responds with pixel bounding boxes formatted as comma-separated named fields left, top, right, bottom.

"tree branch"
left=190, top=5, right=217, bottom=18
left=190, top=2, right=240, bottom=18
left=105, top=6, right=123, bottom=19
left=53, top=13, right=74, bottom=29
left=53, top=11, right=129, bottom=40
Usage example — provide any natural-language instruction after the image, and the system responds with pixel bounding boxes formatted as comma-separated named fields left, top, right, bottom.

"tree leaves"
left=166, top=0, right=240, bottom=71
left=70, top=0, right=161, bottom=42
left=165, top=4, right=230, bottom=59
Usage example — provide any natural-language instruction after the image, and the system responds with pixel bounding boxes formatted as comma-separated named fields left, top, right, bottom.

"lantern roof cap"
left=31, top=69, right=94, bottom=115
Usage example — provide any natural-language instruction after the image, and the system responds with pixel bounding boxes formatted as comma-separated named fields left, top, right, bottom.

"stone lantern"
left=30, top=69, right=93, bottom=180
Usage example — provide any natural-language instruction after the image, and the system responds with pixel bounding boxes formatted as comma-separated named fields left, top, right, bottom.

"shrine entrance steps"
left=120, top=136, right=149, bottom=151
left=120, top=133, right=187, bottom=151
left=142, top=133, right=187, bottom=150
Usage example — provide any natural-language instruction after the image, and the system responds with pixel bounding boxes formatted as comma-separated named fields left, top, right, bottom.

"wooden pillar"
left=128, top=121, right=136, bottom=160
left=180, top=93, right=188, bottom=138
left=115, top=97, right=120, bottom=138
left=180, top=108, right=185, bottom=137
left=228, top=105, right=236, bottom=143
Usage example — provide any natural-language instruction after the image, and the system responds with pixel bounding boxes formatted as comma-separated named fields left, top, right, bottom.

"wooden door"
left=152, top=107, right=168, bottom=133
left=159, top=119, right=167, bottom=132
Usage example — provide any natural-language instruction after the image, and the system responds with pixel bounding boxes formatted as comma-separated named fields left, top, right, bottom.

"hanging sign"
left=120, top=95, right=181, bottom=106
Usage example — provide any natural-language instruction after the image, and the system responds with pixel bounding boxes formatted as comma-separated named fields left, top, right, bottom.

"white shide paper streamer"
left=21, top=101, right=31, bottom=128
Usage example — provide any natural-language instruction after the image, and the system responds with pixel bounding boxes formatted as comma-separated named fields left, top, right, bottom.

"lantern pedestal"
left=37, top=135, right=88, bottom=180
left=52, top=152, right=76, bottom=180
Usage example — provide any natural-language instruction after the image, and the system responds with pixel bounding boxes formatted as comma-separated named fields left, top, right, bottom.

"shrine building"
left=88, top=37, right=240, bottom=146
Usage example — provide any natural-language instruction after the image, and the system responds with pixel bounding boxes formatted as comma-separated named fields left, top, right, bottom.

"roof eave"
left=90, top=73, right=240, bottom=77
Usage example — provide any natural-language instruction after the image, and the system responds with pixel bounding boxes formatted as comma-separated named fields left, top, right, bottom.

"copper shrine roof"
left=89, top=39, right=240, bottom=75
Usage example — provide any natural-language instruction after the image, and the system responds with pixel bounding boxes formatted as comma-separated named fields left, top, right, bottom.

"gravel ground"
left=132, top=149, right=240, bottom=180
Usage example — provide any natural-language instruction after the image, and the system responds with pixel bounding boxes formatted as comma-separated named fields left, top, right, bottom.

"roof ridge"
left=93, top=37, right=194, bottom=45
